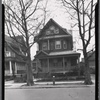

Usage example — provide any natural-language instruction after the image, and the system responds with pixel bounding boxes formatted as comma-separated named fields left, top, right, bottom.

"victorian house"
left=5, top=35, right=26, bottom=77
left=34, top=19, right=80, bottom=77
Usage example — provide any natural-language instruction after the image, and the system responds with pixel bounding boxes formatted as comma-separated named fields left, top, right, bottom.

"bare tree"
left=4, top=0, right=49, bottom=86
left=60, top=0, right=97, bottom=84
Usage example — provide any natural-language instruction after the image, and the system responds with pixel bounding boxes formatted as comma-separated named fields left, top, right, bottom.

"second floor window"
left=55, top=40, right=61, bottom=49
left=42, top=42, right=47, bottom=50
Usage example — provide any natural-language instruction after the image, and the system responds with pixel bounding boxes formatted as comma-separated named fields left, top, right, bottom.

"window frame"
left=42, top=42, right=47, bottom=50
left=55, top=40, right=61, bottom=49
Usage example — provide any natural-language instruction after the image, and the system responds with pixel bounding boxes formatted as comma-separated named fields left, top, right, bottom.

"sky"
left=4, top=0, right=95, bottom=61
left=30, top=0, right=95, bottom=61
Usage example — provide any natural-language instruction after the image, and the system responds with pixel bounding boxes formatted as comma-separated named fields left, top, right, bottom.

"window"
left=49, top=26, right=55, bottom=30
left=54, top=28, right=59, bottom=34
left=63, top=41, right=67, bottom=49
left=55, top=40, right=61, bottom=49
left=5, top=51, right=11, bottom=57
left=42, top=42, right=47, bottom=50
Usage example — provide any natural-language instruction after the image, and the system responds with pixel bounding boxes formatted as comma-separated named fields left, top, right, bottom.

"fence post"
left=53, top=76, right=55, bottom=85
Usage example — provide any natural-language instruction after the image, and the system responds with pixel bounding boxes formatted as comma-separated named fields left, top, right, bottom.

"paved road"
left=5, top=86, right=95, bottom=100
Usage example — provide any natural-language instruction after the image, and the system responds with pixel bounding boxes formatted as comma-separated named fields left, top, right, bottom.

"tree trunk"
left=84, top=53, right=93, bottom=85
left=26, top=49, right=34, bottom=86
left=26, top=60, right=34, bottom=86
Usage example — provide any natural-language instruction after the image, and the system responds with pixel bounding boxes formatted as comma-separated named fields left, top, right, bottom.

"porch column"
left=48, top=40, right=50, bottom=50
left=9, top=61, right=12, bottom=74
left=63, top=57, right=65, bottom=71
left=47, top=58, right=50, bottom=73
left=15, top=62, right=17, bottom=74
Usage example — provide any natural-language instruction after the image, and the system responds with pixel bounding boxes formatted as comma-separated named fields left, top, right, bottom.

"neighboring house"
left=80, top=51, right=95, bottom=74
left=34, top=19, right=80, bottom=77
left=88, top=51, right=95, bottom=69
left=81, top=51, right=95, bottom=69
left=5, top=35, right=26, bottom=77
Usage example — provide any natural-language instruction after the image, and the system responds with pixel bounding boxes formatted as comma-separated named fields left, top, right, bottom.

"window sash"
left=42, top=42, right=47, bottom=50
left=55, top=41, right=61, bottom=49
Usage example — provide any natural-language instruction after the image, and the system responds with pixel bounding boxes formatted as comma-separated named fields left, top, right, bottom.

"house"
left=81, top=51, right=95, bottom=68
left=34, top=19, right=80, bottom=77
left=5, top=35, right=26, bottom=77
left=88, top=51, right=95, bottom=69
left=81, top=51, right=95, bottom=74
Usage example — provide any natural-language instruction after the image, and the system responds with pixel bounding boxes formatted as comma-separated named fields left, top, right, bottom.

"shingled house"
left=34, top=19, right=80, bottom=77
left=5, top=35, right=26, bottom=77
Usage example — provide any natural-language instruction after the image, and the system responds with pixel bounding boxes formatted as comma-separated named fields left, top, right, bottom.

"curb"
left=5, top=82, right=95, bottom=89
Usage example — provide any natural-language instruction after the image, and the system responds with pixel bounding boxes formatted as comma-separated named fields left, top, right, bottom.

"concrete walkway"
left=5, top=79, right=95, bottom=89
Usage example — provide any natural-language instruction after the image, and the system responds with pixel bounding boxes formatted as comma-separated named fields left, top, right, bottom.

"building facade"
left=34, top=19, right=80, bottom=77
left=5, top=35, right=26, bottom=76
left=88, top=51, right=95, bottom=69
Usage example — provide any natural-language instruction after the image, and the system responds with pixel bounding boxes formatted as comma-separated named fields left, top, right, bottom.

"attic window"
left=49, top=26, right=55, bottom=30
left=54, top=28, right=59, bottom=34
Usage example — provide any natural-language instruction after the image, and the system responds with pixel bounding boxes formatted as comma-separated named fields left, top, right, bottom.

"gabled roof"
left=5, top=35, right=19, bottom=47
left=35, top=50, right=80, bottom=58
left=5, top=35, right=25, bottom=48
left=34, top=50, right=49, bottom=58
left=35, top=18, right=72, bottom=39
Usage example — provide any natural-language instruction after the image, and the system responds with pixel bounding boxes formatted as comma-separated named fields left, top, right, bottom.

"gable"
left=35, top=51, right=49, bottom=58
left=38, top=19, right=71, bottom=38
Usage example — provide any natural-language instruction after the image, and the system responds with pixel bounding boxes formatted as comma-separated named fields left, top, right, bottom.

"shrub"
left=14, top=74, right=27, bottom=83
left=90, top=68, right=95, bottom=74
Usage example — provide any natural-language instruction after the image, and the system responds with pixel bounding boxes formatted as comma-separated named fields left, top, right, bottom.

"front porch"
left=36, top=56, right=80, bottom=74
left=5, top=61, right=26, bottom=77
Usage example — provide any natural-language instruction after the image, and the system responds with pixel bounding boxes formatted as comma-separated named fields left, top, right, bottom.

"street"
left=5, top=86, right=95, bottom=100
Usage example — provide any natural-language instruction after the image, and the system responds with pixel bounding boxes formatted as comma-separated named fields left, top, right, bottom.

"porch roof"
left=5, top=57, right=25, bottom=63
left=35, top=50, right=80, bottom=58
left=49, top=51, right=80, bottom=56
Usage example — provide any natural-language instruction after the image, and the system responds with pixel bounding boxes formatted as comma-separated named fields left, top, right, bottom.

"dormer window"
left=42, top=42, right=47, bottom=50
left=63, top=41, right=67, bottom=49
left=55, top=40, right=61, bottom=49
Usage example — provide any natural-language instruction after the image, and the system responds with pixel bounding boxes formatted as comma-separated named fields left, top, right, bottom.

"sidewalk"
left=5, top=79, right=95, bottom=89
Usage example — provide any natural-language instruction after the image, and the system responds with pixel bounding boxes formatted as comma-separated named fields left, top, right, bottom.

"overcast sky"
left=31, top=0, right=95, bottom=61
left=4, top=0, right=95, bottom=60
